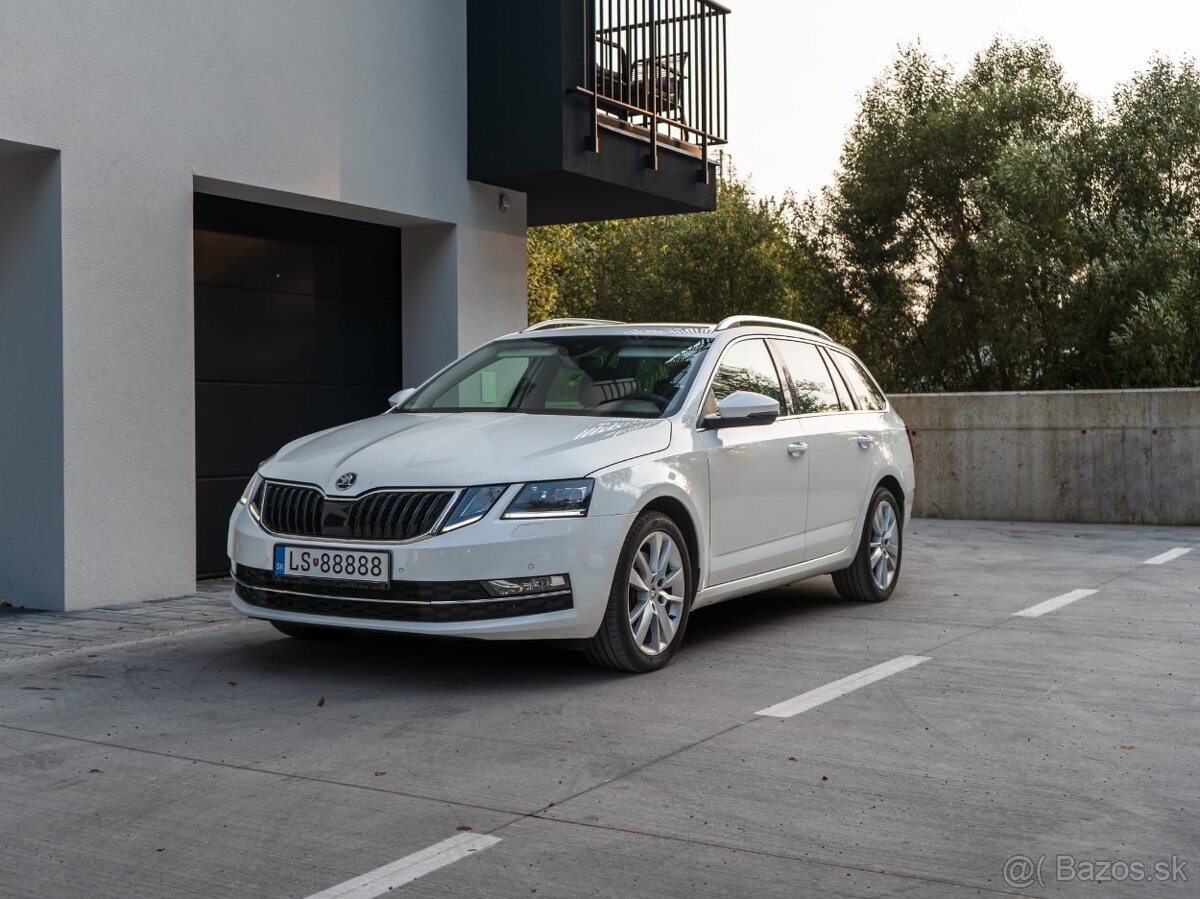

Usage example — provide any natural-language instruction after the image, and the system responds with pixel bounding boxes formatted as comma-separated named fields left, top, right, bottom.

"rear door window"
left=771, top=340, right=843, bottom=414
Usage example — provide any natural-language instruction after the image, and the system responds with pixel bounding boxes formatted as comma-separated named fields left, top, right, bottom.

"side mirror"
left=702, top=391, right=781, bottom=429
left=388, top=387, right=416, bottom=409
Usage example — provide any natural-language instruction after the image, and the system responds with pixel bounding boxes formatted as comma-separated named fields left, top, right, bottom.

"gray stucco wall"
left=0, top=145, right=64, bottom=607
left=0, top=1, right=528, bottom=610
left=890, top=390, right=1200, bottom=525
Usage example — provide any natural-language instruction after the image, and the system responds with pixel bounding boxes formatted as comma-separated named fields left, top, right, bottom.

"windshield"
left=400, top=334, right=712, bottom=418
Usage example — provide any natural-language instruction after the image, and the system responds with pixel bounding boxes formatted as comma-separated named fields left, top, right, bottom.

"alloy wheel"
left=869, top=499, right=900, bottom=590
left=627, top=530, right=685, bottom=656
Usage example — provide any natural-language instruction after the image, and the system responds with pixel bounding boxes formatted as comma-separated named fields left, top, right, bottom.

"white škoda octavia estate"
left=229, top=317, right=915, bottom=672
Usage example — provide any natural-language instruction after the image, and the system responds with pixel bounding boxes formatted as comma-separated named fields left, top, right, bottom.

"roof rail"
left=713, top=315, right=833, bottom=342
left=523, top=318, right=625, bottom=332
left=621, top=322, right=715, bottom=330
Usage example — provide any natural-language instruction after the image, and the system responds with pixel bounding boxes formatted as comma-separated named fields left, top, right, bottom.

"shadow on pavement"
left=212, top=576, right=851, bottom=690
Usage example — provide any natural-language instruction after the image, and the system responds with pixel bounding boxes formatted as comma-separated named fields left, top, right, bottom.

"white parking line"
left=304, top=832, right=502, bottom=899
left=1012, top=589, right=1097, bottom=618
left=756, top=655, right=930, bottom=718
left=1144, top=547, right=1192, bottom=565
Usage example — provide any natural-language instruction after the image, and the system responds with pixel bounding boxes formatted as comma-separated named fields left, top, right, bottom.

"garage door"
left=194, top=195, right=401, bottom=576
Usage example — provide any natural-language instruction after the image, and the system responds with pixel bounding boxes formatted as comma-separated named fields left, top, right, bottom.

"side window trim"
left=768, top=338, right=806, bottom=417
left=763, top=339, right=796, bottom=417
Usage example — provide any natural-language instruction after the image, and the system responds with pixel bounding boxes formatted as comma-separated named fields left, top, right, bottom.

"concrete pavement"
left=1, top=520, right=1196, bottom=897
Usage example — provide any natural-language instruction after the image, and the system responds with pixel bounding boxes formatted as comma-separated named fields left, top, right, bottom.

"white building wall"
left=0, top=0, right=528, bottom=610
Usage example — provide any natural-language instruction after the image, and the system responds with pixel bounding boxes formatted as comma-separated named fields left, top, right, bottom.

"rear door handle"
left=787, top=442, right=808, bottom=457
left=856, top=435, right=875, bottom=449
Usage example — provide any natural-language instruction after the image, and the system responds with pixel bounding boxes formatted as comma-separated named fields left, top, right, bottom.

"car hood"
left=260, top=412, right=671, bottom=493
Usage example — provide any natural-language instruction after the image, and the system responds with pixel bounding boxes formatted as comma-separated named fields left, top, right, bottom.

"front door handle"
left=856, top=435, right=875, bottom=449
left=787, top=442, right=808, bottom=457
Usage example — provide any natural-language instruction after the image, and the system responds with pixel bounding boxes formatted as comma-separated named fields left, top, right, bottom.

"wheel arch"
left=843, top=465, right=909, bottom=560
left=637, top=493, right=704, bottom=592
left=877, top=474, right=905, bottom=522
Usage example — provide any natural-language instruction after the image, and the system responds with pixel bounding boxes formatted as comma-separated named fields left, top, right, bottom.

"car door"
left=768, top=338, right=862, bottom=560
left=700, top=338, right=809, bottom=585
left=800, top=347, right=888, bottom=559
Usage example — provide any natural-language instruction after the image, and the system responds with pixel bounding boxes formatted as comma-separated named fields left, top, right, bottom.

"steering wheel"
left=624, top=392, right=668, bottom=411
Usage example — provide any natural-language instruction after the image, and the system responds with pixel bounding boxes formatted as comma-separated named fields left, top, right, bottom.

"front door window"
left=702, top=339, right=807, bottom=584
left=704, top=338, right=786, bottom=418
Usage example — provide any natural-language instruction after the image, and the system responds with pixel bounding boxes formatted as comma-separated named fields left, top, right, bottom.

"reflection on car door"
left=804, top=347, right=888, bottom=558
left=700, top=339, right=809, bottom=585
left=770, top=339, right=863, bottom=559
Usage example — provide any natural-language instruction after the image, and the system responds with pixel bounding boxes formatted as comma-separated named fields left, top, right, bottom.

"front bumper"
left=227, top=500, right=633, bottom=640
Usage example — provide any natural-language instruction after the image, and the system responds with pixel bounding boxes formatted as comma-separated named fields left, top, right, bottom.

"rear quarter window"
left=830, top=352, right=887, bottom=411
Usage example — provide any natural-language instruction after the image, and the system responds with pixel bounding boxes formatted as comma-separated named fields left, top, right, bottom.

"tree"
left=527, top=170, right=830, bottom=326
left=1095, top=59, right=1200, bottom=387
left=815, top=39, right=1099, bottom=391
left=529, top=42, right=1200, bottom=392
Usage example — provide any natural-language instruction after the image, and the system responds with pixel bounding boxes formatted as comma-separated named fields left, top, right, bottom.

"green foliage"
left=528, top=42, right=1200, bottom=391
left=528, top=172, right=815, bottom=325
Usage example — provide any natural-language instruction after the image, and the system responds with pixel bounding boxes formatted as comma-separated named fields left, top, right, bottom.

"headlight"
left=239, top=473, right=264, bottom=520
left=440, top=485, right=507, bottom=532
left=239, top=473, right=262, bottom=504
left=503, top=479, right=593, bottom=519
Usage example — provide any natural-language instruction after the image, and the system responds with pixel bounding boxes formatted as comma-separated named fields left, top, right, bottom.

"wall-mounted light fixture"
left=498, top=192, right=511, bottom=213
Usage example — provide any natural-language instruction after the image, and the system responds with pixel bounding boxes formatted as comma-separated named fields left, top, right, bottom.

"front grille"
left=233, top=568, right=574, bottom=623
left=258, top=482, right=454, bottom=541
left=260, top=483, right=324, bottom=536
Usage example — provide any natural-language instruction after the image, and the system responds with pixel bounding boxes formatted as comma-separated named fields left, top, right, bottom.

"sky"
left=727, top=0, right=1200, bottom=200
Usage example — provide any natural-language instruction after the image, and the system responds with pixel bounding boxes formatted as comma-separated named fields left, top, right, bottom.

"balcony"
left=468, top=0, right=730, bottom=225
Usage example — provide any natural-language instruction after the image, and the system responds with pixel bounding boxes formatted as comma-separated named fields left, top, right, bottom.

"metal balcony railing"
left=579, top=0, right=729, bottom=178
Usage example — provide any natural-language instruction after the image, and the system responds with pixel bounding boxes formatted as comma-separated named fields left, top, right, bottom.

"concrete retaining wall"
left=889, top=389, right=1200, bottom=525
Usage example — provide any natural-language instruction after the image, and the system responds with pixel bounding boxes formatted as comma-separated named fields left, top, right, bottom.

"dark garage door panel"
left=195, top=194, right=401, bottom=577
left=194, top=286, right=400, bottom=386
left=197, top=477, right=245, bottom=576
left=195, top=385, right=391, bottom=575
left=196, top=382, right=392, bottom=480
left=194, top=202, right=399, bottom=301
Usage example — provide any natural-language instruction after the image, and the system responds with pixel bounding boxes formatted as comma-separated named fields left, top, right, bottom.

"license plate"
left=274, top=545, right=391, bottom=584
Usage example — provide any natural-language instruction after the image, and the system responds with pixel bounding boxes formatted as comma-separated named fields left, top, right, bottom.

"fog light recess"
left=482, top=575, right=569, bottom=597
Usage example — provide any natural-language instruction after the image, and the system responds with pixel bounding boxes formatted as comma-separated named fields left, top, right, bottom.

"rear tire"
left=585, top=511, right=694, bottom=673
left=270, top=620, right=347, bottom=640
left=832, top=487, right=902, bottom=603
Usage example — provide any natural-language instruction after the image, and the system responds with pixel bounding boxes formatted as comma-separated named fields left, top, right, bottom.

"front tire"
left=585, top=511, right=694, bottom=673
left=832, top=487, right=902, bottom=602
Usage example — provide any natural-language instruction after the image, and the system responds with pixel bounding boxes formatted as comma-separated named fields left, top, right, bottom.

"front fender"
left=588, top=451, right=711, bottom=589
